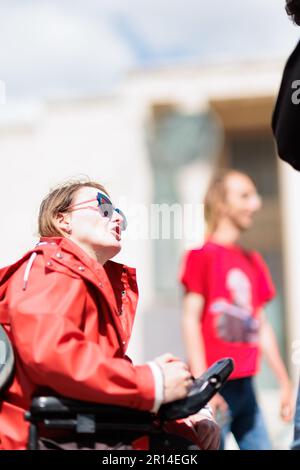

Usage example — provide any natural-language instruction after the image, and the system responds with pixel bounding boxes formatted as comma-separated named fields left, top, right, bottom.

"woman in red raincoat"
left=0, top=179, right=219, bottom=450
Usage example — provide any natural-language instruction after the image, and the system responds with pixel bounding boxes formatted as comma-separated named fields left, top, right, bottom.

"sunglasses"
left=66, top=191, right=127, bottom=231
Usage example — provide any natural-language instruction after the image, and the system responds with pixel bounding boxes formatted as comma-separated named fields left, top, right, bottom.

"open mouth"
left=111, top=226, right=121, bottom=241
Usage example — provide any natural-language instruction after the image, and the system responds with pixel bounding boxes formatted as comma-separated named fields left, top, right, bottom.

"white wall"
left=278, top=160, right=300, bottom=382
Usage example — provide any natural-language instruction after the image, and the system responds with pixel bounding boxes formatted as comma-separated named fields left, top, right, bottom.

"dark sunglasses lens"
left=97, top=193, right=127, bottom=231
left=97, top=193, right=114, bottom=218
left=115, top=208, right=127, bottom=231
left=99, top=202, right=114, bottom=218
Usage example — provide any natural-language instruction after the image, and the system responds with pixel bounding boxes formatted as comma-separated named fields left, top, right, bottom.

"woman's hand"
left=155, top=353, right=193, bottom=403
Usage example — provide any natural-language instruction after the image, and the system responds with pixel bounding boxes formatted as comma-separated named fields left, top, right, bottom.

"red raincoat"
left=0, top=237, right=156, bottom=449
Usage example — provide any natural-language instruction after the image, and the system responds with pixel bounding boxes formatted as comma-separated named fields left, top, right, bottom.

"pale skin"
left=55, top=185, right=220, bottom=449
left=182, top=172, right=294, bottom=421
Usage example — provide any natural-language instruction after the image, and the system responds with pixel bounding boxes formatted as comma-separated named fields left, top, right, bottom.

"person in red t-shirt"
left=180, top=170, right=293, bottom=449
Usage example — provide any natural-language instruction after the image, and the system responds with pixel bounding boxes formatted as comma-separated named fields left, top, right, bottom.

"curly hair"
left=286, top=0, right=300, bottom=25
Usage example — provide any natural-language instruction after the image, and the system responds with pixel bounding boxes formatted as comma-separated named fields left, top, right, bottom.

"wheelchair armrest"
left=26, top=396, right=153, bottom=424
left=25, top=396, right=156, bottom=440
left=25, top=397, right=156, bottom=449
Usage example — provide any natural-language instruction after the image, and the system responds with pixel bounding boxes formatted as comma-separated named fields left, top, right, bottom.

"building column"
left=278, top=161, right=300, bottom=382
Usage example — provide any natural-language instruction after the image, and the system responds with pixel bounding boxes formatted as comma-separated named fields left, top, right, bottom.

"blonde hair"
left=38, top=178, right=108, bottom=237
left=204, top=169, right=252, bottom=234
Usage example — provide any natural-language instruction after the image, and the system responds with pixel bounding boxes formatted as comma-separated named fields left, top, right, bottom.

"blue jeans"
left=291, top=380, right=300, bottom=450
left=219, top=377, right=272, bottom=450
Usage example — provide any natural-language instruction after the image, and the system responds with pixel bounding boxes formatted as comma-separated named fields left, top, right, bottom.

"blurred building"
left=0, top=56, right=299, bottom=447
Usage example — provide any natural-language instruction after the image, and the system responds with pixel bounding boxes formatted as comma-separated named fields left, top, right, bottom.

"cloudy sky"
left=0, top=0, right=299, bottom=100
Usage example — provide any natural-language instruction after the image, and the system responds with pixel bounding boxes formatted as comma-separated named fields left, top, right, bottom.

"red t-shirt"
left=180, top=241, right=276, bottom=379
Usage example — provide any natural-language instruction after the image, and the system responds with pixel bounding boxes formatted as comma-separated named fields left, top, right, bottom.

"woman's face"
left=59, top=186, right=124, bottom=261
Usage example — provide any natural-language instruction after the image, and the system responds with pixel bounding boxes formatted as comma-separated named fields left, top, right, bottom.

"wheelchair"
left=24, top=359, right=234, bottom=450
left=1, top=325, right=234, bottom=450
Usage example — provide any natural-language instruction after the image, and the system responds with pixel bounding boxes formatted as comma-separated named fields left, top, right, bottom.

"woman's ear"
left=55, top=212, right=72, bottom=235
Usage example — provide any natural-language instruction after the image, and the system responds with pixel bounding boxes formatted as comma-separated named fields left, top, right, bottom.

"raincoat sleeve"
left=272, top=40, right=300, bottom=171
left=7, top=258, right=155, bottom=411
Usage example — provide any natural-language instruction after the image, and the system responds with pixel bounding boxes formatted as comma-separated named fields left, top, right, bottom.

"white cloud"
left=105, top=0, right=299, bottom=61
left=0, top=0, right=299, bottom=99
left=0, top=1, right=135, bottom=98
